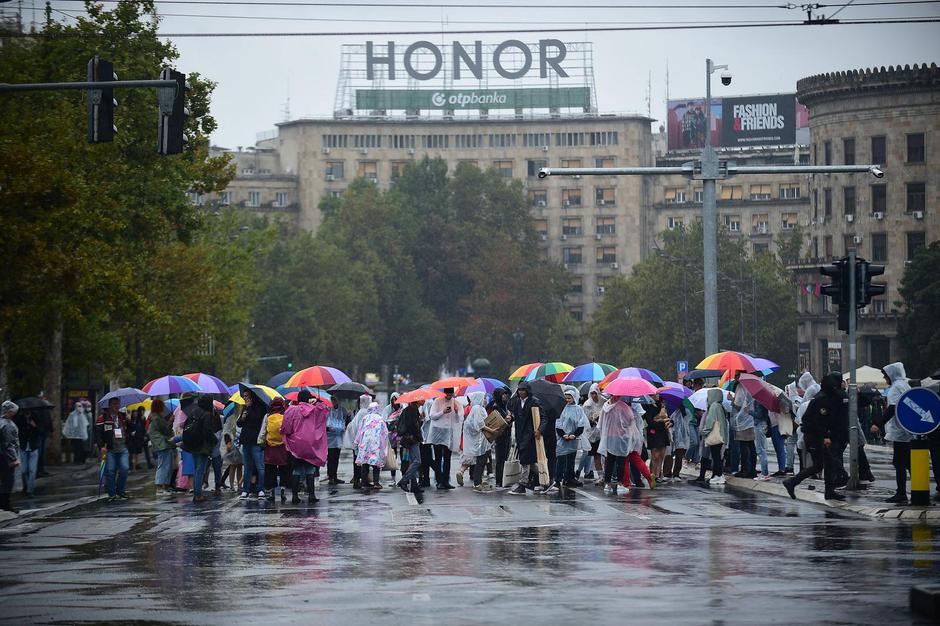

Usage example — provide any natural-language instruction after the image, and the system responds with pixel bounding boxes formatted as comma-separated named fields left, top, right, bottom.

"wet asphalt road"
left=1, top=460, right=938, bottom=626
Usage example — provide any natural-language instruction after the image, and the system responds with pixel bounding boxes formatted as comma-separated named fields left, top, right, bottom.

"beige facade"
left=205, top=139, right=300, bottom=220
left=793, top=63, right=940, bottom=375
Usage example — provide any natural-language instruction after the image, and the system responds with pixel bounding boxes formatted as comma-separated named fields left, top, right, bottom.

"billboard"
left=667, top=94, right=809, bottom=150
left=356, top=87, right=591, bottom=111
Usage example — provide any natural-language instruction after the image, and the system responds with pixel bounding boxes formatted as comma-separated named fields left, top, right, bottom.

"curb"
left=678, top=467, right=938, bottom=521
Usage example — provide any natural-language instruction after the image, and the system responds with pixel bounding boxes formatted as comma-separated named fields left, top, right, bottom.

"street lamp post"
left=702, top=58, right=729, bottom=357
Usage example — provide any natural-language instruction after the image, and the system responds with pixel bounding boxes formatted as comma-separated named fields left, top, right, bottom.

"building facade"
left=793, top=63, right=940, bottom=375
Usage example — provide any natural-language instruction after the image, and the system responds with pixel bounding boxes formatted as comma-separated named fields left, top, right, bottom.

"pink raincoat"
left=280, top=401, right=329, bottom=466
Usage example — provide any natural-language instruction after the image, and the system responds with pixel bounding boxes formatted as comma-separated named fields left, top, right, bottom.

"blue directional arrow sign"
left=896, top=388, right=940, bottom=436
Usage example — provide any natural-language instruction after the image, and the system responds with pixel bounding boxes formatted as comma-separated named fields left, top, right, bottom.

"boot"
left=291, top=478, right=301, bottom=504
left=824, top=490, right=846, bottom=501
left=306, top=476, right=318, bottom=503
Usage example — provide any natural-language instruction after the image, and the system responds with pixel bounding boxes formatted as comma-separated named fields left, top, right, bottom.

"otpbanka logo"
left=431, top=91, right=509, bottom=107
left=431, top=92, right=447, bottom=107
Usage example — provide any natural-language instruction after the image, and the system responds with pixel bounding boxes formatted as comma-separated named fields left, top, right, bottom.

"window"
left=188, top=192, right=204, bottom=206
left=562, top=188, right=582, bottom=207
left=873, top=300, right=888, bottom=315
left=719, top=185, right=743, bottom=200
left=392, top=134, right=416, bottom=149
left=871, top=136, right=886, bottom=164
left=274, top=192, right=289, bottom=207
left=824, top=188, right=832, bottom=219
left=779, top=183, right=801, bottom=199
left=824, top=235, right=833, bottom=257
left=489, top=133, right=516, bottom=148
left=562, top=217, right=583, bottom=237
left=423, top=134, right=449, bottom=149
left=749, top=184, right=772, bottom=201
left=844, top=234, right=859, bottom=254
left=357, top=161, right=378, bottom=182
left=455, top=134, right=482, bottom=148
left=872, top=233, right=887, bottom=262
left=870, top=336, right=890, bottom=367
left=782, top=212, right=798, bottom=230
left=493, top=160, right=513, bottom=178
left=561, top=158, right=582, bottom=169
left=843, top=138, right=856, bottom=165
left=533, top=219, right=548, bottom=238
left=813, top=143, right=818, bottom=165
left=328, top=190, right=343, bottom=199
left=907, top=182, right=926, bottom=213
left=753, top=243, right=769, bottom=255
left=595, top=187, right=615, bottom=206
left=322, top=134, right=348, bottom=148
left=752, top=213, right=770, bottom=234
left=665, top=187, right=687, bottom=204
left=522, top=132, right=550, bottom=148
left=724, top=214, right=741, bottom=232
left=693, top=188, right=703, bottom=203
left=569, top=307, right=584, bottom=323
left=871, top=184, right=887, bottom=214
left=569, top=276, right=583, bottom=293
left=596, top=246, right=617, bottom=264
left=247, top=191, right=260, bottom=207
left=907, top=231, right=926, bottom=260
left=589, top=131, right=618, bottom=146
left=326, top=161, right=345, bottom=180
left=390, top=160, right=410, bottom=179
left=595, top=157, right=615, bottom=168
left=530, top=190, right=548, bottom=207
left=596, top=217, right=616, bottom=235
left=667, top=216, right=684, bottom=230
left=563, top=247, right=583, bottom=265
left=824, top=140, right=832, bottom=165
left=527, top=159, right=548, bottom=177
left=555, top=132, right=585, bottom=147
left=843, top=186, right=856, bottom=216
left=458, top=159, right=477, bottom=168
left=907, top=133, right=925, bottom=163
left=220, top=191, right=231, bottom=206
left=353, top=134, right=381, bottom=149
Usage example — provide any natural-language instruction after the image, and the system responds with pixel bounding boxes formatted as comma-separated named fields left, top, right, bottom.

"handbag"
left=385, top=443, right=400, bottom=471
left=704, top=424, right=724, bottom=447
left=501, top=444, right=522, bottom=487
left=776, top=413, right=794, bottom=437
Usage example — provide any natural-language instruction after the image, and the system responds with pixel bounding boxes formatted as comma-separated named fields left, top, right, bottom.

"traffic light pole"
left=846, top=249, right=860, bottom=491
left=0, top=79, right=177, bottom=93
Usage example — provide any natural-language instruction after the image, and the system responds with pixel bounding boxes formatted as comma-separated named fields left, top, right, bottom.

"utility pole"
left=847, top=248, right=859, bottom=491
left=701, top=58, right=728, bottom=356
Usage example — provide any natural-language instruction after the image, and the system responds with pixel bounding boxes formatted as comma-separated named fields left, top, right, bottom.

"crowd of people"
left=1, top=359, right=939, bottom=514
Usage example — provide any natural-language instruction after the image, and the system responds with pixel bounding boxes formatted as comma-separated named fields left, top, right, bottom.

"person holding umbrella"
left=63, top=401, right=89, bottom=465
left=325, top=396, right=348, bottom=485
left=281, top=389, right=330, bottom=504
left=700, top=388, right=729, bottom=485
left=96, top=397, right=130, bottom=501
left=258, top=397, right=292, bottom=502
left=598, top=394, right=651, bottom=494
left=0, top=401, right=21, bottom=513
left=396, top=398, right=425, bottom=502
left=148, top=399, right=177, bottom=495
left=236, top=389, right=268, bottom=499
left=507, top=382, right=541, bottom=495
left=426, top=388, right=462, bottom=490
left=578, top=383, right=604, bottom=482
left=355, top=402, right=389, bottom=491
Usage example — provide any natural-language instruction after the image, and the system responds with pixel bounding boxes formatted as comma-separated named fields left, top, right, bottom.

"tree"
left=896, top=241, right=940, bottom=378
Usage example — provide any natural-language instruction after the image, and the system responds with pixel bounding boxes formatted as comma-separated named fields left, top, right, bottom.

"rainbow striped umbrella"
left=695, top=351, right=760, bottom=373
left=599, top=367, right=664, bottom=389
left=142, top=375, right=200, bottom=396
left=562, top=362, right=617, bottom=383
left=509, top=363, right=543, bottom=381
left=287, top=365, right=352, bottom=388
left=182, top=373, right=230, bottom=394
left=524, top=362, right=574, bottom=384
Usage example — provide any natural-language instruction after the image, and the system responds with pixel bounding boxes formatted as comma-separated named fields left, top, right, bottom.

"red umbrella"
left=287, top=366, right=352, bottom=388
left=736, top=373, right=782, bottom=412
left=398, top=388, right=445, bottom=404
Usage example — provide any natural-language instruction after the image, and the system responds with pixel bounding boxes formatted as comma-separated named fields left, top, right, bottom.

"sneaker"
left=885, top=492, right=908, bottom=504
left=248, top=492, right=258, bottom=500
left=594, top=478, right=606, bottom=487
left=396, top=479, right=411, bottom=492
left=771, top=470, right=787, bottom=477
left=824, top=491, right=846, bottom=501
left=584, top=471, right=595, bottom=479
left=606, top=484, right=618, bottom=495
left=710, top=476, right=726, bottom=486
left=414, top=490, right=425, bottom=504
left=118, top=492, right=130, bottom=499
left=544, top=484, right=559, bottom=494
left=257, top=490, right=266, bottom=499
left=107, top=495, right=118, bottom=502
left=239, top=492, right=249, bottom=499
left=755, top=475, right=771, bottom=481
left=785, top=468, right=795, bottom=475
left=265, top=493, right=275, bottom=502
left=509, top=485, right=527, bottom=495
left=564, top=479, right=583, bottom=488
left=455, top=473, right=464, bottom=487
left=473, top=484, right=486, bottom=493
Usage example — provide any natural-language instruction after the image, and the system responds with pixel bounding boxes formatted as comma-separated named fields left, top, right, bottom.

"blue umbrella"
left=460, top=377, right=509, bottom=395
left=267, top=371, right=296, bottom=388
left=98, top=387, right=149, bottom=409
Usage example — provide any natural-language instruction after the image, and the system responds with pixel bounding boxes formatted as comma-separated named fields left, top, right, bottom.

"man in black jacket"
left=396, top=400, right=424, bottom=503
left=507, top=382, right=541, bottom=495
left=783, top=372, right=846, bottom=501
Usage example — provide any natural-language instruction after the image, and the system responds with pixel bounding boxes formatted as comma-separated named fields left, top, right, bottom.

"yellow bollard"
left=910, top=439, right=931, bottom=506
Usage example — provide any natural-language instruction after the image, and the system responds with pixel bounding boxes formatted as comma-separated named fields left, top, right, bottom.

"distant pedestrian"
left=396, top=399, right=425, bottom=502
left=488, top=387, right=511, bottom=488
left=127, top=407, right=149, bottom=471
left=147, top=399, right=176, bottom=495
left=555, top=388, right=589, bottom=489
left=872, top=362, right=913, bottom=504
left=699, top=388, right=729, bottom=486
left=221, top=434, right=243, bottom=490
left=643, top=397, right=670, bottom=481
left=13, top=409, right=41, bottom=498
left=63, top=401, right=89, bottom=465
left=462, top=392, right=492, bottom=492
left=667, top=401, right=693, bottom=482
left=354, top=402, right=389, bottom=491
left=325, top=397, right=347, bottom=485
left=96, top=398, right=130, bottom=501
left=783, top=372, right=845, bottom=501
left=507, top=382, right=541, bottom=495
left=0, top=401, right=21, bottom=513
left=180, top=396, right=221, bottom=503
left=259, top=397, right=291, bottom=502
left=281, top=390, right=330, bottom=504
left=236, top=389, right=267, bottom=500
left=344, top=394, right=373, bottom=489
left=427, top=389, right=462, bottom=490
left=598, top=394, right=651, bottom=495
left=578, top=383, right=604, bottom=480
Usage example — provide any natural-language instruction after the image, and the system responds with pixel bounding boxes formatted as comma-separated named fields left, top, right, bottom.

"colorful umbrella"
left=748, top=357, right=779, bottom=375
left=98, top=387, right=149, bottom=409
left=600, top=367, right=664, bottom=389
left=562, top=362, right=617, bottom=383
left=430, top=376, right=478, bottom=390
left=458, top=377, right=509, bottom=395
left=604, top=377, right=659, bottom=397
left=398, top=388, right=445, bottom=404
left=524, top=362, right=574, bottom=383
left=508, top=363, right=543, bottom=381
left=287, top=366, right=352, bottom=388
left=695, top=351, right=760, bottom=373
left=229, top=383, right=282, bottom=406
left=182, top=373, right=230, bottom=394
left=736, top=373, right=783, bottom=413
left=142, top=375, right=201, bottom=396
left=656, top=384, right=693, bottom=413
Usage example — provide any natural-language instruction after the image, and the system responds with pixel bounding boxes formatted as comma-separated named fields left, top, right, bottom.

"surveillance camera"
left=720, top=70, right=732, bottom=86
left=538, top=168, right=549, bottom=179
left=870, top=165, right=884, bottom=179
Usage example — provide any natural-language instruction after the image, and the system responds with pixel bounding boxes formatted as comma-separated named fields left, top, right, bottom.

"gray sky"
left=21, top=1, right=940, bottom=147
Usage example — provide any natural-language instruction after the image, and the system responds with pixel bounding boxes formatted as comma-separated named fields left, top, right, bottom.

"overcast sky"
left=14, top=0, right=940, bottom=148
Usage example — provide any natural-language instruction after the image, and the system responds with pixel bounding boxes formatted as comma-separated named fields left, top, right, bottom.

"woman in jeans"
left=700, top=388, right=729, bottom=485
left=325, top=398, right=347, bottom=485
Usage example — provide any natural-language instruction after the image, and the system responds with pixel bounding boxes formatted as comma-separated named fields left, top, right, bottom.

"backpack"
left=182, top=413, right=206, bottom=451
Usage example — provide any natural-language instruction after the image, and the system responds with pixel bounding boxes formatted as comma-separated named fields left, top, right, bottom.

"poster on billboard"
left=666, top=98, right=722, bottom=151
left=722, top=94, right=797, bottom=147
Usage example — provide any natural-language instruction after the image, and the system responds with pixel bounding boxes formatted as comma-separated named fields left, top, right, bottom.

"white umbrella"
left=843, top=366, right=888, bottom=388
left=689, top=388, right=734, bottom=412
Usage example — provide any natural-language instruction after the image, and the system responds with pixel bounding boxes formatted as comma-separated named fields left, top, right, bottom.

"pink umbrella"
left=604, top=377, right=659, bottom=397
left=736, top=373, right=782, bottom=412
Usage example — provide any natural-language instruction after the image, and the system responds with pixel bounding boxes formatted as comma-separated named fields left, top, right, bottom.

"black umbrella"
left=931, top=368, right=940, bottom=379
left=266, top=370, right=295, bottom=388
left=328, top=381, right=373, bottom=399
left=237, top=383, right=274, bottom=407
left=14, top=397, right=53, bottom=410
left=525, top=379, right=566, bottom=417
left=686, top=369, right=722, bottom=380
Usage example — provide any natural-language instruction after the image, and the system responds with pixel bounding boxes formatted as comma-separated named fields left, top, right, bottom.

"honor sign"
left=355, top=40, right=591, bottom=111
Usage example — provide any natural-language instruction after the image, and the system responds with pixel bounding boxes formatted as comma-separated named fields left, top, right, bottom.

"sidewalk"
left=680, top=444, right=940, bottom=521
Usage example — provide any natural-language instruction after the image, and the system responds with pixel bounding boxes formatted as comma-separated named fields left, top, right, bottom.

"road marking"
left=570, top=488, right=601, bottom=501
left=406, top=492, right=418, bottom=506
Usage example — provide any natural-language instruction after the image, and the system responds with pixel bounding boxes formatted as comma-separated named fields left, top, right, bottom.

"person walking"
left=700, top=388, right=729, bottom=485
left=383, top=393, right=403, bottom=488
left=555, top=388, right=589, bottom=489
left=354, top=402, right=389, bottom=491
left=96, top=398, right=130, bottom=502
left=396, top=398, right=425, bottom=503
left=783, top=372, right=845, bottom=501
left=147, top=399, right=176, bottom=495
left=872, top=362, right=913, bottom=504
left=578, top=383, right=604, bottom=480
left=180, top=396, right=220, bottom=503
left=325, top=397, right=348, bottom=485
left=488, top=387, right=512, bottom=489
left=281, top=389, right=330, bottom=504
left=507, top=382, right=541, bottom=495
left=426, top=389, right=462, bottom=490
left=462, top=392, right=492, bottom=493
left=63, top=401, right=89, bottom=465
left=344, top=394, right=373, bottom=490
left=598, top=394, right=651, bottom=495
left=0, top=402, right=21, bottom=513
left=236, top=389, right=267, bottom=500
left=13, top=408, right=42, bottom=498
left=258, top=397, right=292, bottom=502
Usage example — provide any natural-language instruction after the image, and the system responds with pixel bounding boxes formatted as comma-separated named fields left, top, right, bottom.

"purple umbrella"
left=749, top=357, right=780, bottom=375
left=656, top=384, right=692, bottom=413
left=143, top=375, right=200, bottom=396
left=182, top=373, right=230, bottom=394
left=98, top=387, right=149, bottom=409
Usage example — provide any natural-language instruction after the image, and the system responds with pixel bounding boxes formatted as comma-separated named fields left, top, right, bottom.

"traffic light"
left=157, top=68, right=188, bottom=155
left=287, top=358, right=293, bottom=370
left=820, top=259, right=851, bottom=331
left=856, top=260, right=886, bottom=306
left=87, top=56, right=117, bottom=142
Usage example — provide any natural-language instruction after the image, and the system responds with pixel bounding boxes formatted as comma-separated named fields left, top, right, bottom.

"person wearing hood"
left=345, top=394, right=373, bottom=490
left=555, top=388, right=590, bottom=489
left=507, top=382, right=542, bottom=495
left=667, top=398, right=693, bottom=482
left=180, top=396, right=221, bottom=503
left=872, top=362, right=913, bottom=504
left=281, top=389, right=330, bottom=503
left=383, top=393, right=403, bottom=488
left=488, top=387, right=512, bottom=489
left=577, top=383, right=604, bottom=480
left=426, top=388, right=462, bottom=490
left=325, top=395, right=348, bottom=485
left=730, top=377, right=757, bottom=479
left=354, top=402, right=389, bottom=491
left=1, top=401, right=21, bottom=513
left=783, top=372, right=845, bottom=501
left=693, top=388, right=729, bottom=485
left=259, top=397, right=292, bottom=502
left=63, top=401, right=89, bottom=465
left=236, top=389, right=268, bottom=499
left=462, top=392, right=492, bottom=492
left=598, top=395, right=652, bottom=495
left=396, top=399, right=425, bottom=502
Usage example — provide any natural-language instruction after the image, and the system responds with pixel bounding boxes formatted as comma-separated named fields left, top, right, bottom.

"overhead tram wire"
left=48, top=0, right=940, bottom=6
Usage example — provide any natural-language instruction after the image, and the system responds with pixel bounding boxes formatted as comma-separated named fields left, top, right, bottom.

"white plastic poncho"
left=343, top=394, right=373, bottom=449
left=381, top=392, right=401, bottom=422
left=669, top=406, right=692, bottom=451
left=426, top=396, right=463, bottom=450
left=63, top=406, right=89, bottom=441
left=421, top=399, right=434, bottom=440
left=598, top=398, right=643, bottom=457
left=731, top=385, right=755, bottom=431
left=582, top=383, right=604, bottom=443
left=795, top=383, right=820, bottom=450
left=556, top=394, right=591, bottom=456
left=461, top=392, right=491, bottom=458
left=883, top=362, right=912, bottom=443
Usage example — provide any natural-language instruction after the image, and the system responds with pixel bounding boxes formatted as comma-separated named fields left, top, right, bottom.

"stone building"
left=792, top=63, right=939, bottom=374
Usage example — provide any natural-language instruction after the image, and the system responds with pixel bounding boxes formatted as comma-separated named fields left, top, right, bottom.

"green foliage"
left=589, top=223, right=797, bottom=383
left=896, top=241, right=940, bottom=378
